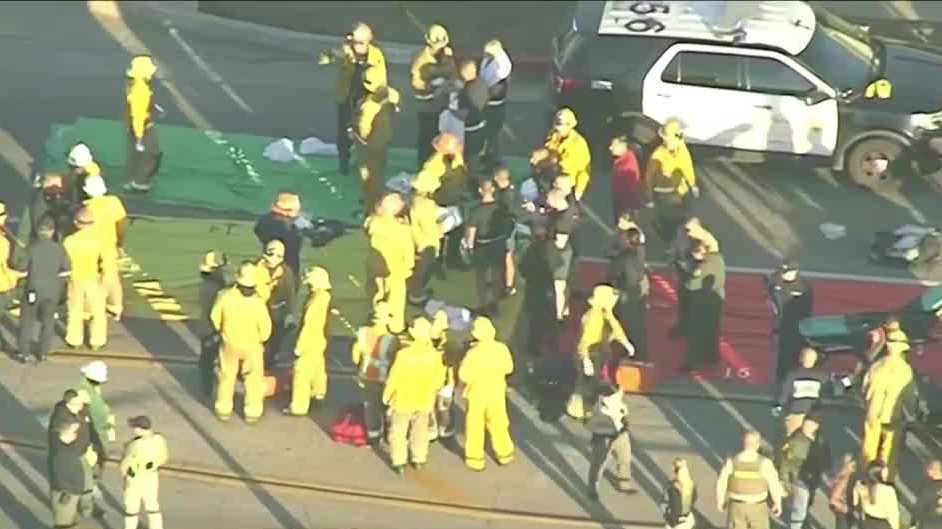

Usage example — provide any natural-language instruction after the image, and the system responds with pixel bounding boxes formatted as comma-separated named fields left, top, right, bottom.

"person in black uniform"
left=479, top=39, right=511, bottom=170
left=546, top=188, right=577, bottom=322
left=453, top=60, right=489, bottom=174
left=253, top=192, right=303, bottom=276
left=774, top=347, right=832, bottom=439
left=463, top=178, right=514, bottom=316
left=913, top=460, right=942, bottom=529
left=679, top=241, right=725, bottom=371
left=29, top=174, right=76, bottom=241
left=520, top=224, right=555, bottom=357
left=608, top=227, right=649, bottom=360
left=766, top=260, right=814, bottom=384
left=16, top=219, right=70, bottom=363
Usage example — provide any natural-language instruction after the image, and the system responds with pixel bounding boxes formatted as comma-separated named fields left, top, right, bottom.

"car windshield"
left=797, top=7, right=881, bottom=92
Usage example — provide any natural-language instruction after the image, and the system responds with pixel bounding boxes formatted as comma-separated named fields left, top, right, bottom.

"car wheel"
left=845, top=138, right=906, bottom=191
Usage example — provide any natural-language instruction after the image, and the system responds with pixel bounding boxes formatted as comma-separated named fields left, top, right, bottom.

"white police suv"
left=551, top=1, right=942, bottom=188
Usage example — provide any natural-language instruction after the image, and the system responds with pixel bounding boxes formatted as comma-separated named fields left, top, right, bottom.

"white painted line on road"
left=166, top=24, right=255, bottom=114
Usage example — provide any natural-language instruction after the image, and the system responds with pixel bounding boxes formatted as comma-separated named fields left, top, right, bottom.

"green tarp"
left=44, top=118, right=530, bottom=224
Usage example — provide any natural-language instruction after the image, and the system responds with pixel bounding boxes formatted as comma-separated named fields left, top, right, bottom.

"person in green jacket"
left=79, top=360, right=115, bottom=516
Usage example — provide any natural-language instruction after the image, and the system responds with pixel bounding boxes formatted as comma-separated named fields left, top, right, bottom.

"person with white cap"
left=254, top=191, right=303, bottom=276
left=83, top=172, right=128, bottom=322
left=63, top=207, right=108, bottom=350
left=410, top=23, right=457, bottom=169
left=64, top=142, right=97, bottom=205
left=120, top=415, right=168, bottom=529
left=319, top=22, right=387, bottom=176
left=124, top=55, right=163, bottom=192
left=0, top=201, right=26, bottom=355
left=544, top=108, right=591, bottom=201
left=211, top=261, right=273, bottom=423
left=383, top=317, right=446, bottom=474
left=16, top=217, right=70, bottom=363
left=645, top=117, right=697, bottom=242
left=284, top=266, right=332, bottom=416
left=354, top=64, right=401, bottom=214
left=79, top=359, right=115, bottom=514
left=408, top=169, right=445, bottom=305
left=254, top=239, right=299, bottom=369
left=479, top=39, right=512, bottom=168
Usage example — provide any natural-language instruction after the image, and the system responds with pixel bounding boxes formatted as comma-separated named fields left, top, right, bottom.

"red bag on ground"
left=330, top=404, right=369, bottom=447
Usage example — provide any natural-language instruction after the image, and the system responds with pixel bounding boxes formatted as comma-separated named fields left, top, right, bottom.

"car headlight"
left=911, top=111, right=942, bottom=131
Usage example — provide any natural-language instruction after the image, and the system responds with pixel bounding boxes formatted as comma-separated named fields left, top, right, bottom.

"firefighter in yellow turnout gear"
left=365, top=193, right=414, bottom=333
left=254, top=239, right=298, bottom=368
left=862, top=329, right=915, bottom=480
left=354, top=65, right=400, bottom=213
left=211, top=262, right=273, bottom=423
left=82, top=174, right=128, bottom=321
left=120, top=416, right=168, bottom=529
left=124, top=55, right=162, bottom=192
left=459, top=317, right=515, bottom=471
left=645, top=118, right=697, bottom=242
left=383, top=318, right=445, bottom=473
left=568, top=285, right=635, bottom=420
left=63, top=207, right=108, bottom=349
left=544, top=108, right=591, bottom=201
left=285, top=267, right=332, bottom=416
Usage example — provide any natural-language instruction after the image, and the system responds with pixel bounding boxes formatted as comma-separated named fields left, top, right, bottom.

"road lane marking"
left=0, top=127, right=35, bottom=184
left=166, top=25, right=255, bottom=114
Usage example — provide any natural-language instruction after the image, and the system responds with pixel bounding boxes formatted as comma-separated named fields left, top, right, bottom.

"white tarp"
left=299, top=136, right=339, bottom=156
left=263, top=138, right=297, bottom=162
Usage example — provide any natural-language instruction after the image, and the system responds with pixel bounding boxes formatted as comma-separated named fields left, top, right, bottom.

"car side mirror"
left=805, top=89, right=832, bottom=106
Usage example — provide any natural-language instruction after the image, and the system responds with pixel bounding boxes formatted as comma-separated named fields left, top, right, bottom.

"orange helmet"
left=432, top=132, right=462, bottom=156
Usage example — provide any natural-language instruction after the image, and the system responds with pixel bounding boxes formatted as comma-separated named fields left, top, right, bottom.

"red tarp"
left=566, top=260, right=942, bottom=386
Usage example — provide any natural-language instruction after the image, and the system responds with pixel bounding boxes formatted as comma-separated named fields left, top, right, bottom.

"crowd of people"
left=1, top=18, right=941, bottom=529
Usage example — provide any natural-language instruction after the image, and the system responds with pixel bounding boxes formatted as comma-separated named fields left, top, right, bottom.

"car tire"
left=845, top=137, right=906, bottom=191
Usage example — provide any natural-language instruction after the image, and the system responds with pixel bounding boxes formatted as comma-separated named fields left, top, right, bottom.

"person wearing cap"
left=410, top=23, right=457, bottom=169
left=211, top=261, right=273, bottom=423
left=120, top=416, right=169, bottom=529
left=408, top=170, right=445, bottom=305
left=383, top=317, right=446, bottom=474
left=254, top=239, right=299, bottom=369
left=254, top=191, right=303, bottom=276
left=607, top=225, right=649, bottom=360
left=585, top=366, right=636, bottom=499
left=83, top=173, right=128, bottom=321
left=775, top=347, right=831, bottom=439
left=285, top=267, right=332, bottom=416
left=0, top=201, right=26, bottom=355
left=365, top=192, right=414, bottom=334
left=351, top=301, right=400, bottom=443
left=198, top=250, right=229, bottom=396
left=450, top=59, right=490, bottom=172
left=479, top=39, right=512, bottom=169
left=862, top=331, right=917, bottom=479
left=458, top=316, right=514, bottom=471
left=766, top=260, right=814, bottom=384
left=354, top=64, right=401, bottom=214
left=319, top=22, right=387, bottom=176
left=63, top=142, right=97, bottom=205
left=645, top=118, right=697, bottom=242
left=125, top=55, right=163, bottom=192
left=775, top=412, right=832, bottom=529
left=63, top=207, right=108, bottom=350
left=545, top=108, right=591, bottom=201
left=16, top=217, right=70, bottom=362
left=567, top=284, right=635, bottom=420
left=49, top=420, right=96, bottom=528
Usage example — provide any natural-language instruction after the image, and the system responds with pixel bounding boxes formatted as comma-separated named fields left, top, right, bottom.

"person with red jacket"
left=609, top=135, right=642, bottom=222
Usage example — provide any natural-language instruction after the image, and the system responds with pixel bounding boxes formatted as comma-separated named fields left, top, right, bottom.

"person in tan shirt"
left=716, top=430, right=785, bottom=529
left=853, top=460, right=900, bottom=529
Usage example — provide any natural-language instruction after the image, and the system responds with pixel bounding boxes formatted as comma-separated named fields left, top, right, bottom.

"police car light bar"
left=597, top=1, right=816, bottom=56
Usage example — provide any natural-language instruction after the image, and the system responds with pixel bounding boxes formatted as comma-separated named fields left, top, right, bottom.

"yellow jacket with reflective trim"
left=545, top=129, right=591, bottom=198
left=864, top=354, right=914, bottom=425
left=120, top=432, right=169, bottom=478
left=645, top=143, right=696, bottom=198
left=421, top=152, right=469, bottom=207
left=63, top=227, right=104, bottom=282
left=410, top=195, right=443, bottom=252
left=210, top=286, right=273, bottom=346
left=365, top=214, right=415, bottom=277
left=410, top=46, right=457, bottom=95
left=576, top=307, right=629, bottom=355
left=355, top=88, right=399, bottom=148
left=383, top=341, right=445, bottom=412
left=84, top=195, right=127, bottom=251
left=296, top=290, right=331, bottom=357
left=459, top=339, right=514, bottom=400
left=329, top=44, right=386, bottom=104
left=126, top=79, right=153, bottom=141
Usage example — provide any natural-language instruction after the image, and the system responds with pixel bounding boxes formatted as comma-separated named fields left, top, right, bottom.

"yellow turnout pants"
left=214, top=342, right=265, bottom=420
left=289, top=346, right=327, bottom=415
left=101, top=250, right=123, bottom=318
left=464, top=390, right=514, bottom=471
left=371, top=274, right=408, bottom=333
left=862, top=420, right=903, bottom=479
left=388, top=410, right=430, bottom=467
left=65, top=278, right=107, bottom=348
left=123, top=473, right=162, bottom=529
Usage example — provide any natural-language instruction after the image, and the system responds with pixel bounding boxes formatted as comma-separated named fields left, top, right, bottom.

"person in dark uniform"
left=680, top=241, right=725, bottom=371
left=463, top=178, right=513, bottom=316
left=520, top=224, right=555, bottom=357
left=546, top=188, right=576, bottom=322
left=28, top=174, right=76, bottom=242
left=766, top=261, right=815, bottom=384
left=197, top=251, right=228, bottom=397
left=912, top=460, right=942, bottom=529
left=479, top=39, right=512, bottom=170
left=16, top=219, right=70, bottom=363
left=253, top=192, right=303, bottom=277
left=775, top=412, right=832, bottom=529
left=493, top=165, right=521, bottom=295
left=608, top=227, right=649, bottom=360
left=775, top=347, right=831, bottom=439
left=48, top=389, right=103, bottom=482
left=452, top=60, right=489, bottom=174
